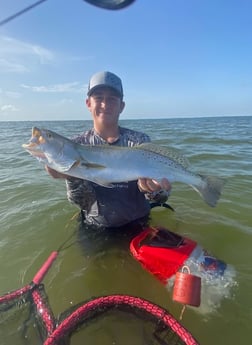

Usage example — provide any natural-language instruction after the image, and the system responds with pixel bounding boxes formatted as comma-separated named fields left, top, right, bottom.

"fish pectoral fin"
left=80, top=162, right=106, bottom=169
left=50, top=158, right=80, bottom=172
left=54, top=159, right=106, bottom=172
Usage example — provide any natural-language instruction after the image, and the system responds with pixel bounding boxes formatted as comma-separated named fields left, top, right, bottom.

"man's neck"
left=94, top=125, right=120, bottom=144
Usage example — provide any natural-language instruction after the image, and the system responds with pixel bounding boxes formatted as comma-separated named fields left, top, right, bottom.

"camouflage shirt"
left=66, top=126, right=151, bottom=228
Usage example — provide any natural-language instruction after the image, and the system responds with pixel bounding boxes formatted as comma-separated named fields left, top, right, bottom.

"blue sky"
left=0, top=0, right=252, bottom=121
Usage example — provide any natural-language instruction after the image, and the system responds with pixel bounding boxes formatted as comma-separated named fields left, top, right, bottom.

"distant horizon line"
left=1, top=114, right=251, bottom=122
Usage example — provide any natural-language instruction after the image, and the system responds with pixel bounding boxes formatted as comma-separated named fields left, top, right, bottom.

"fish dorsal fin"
left=136, top=143, right=190, bottom=168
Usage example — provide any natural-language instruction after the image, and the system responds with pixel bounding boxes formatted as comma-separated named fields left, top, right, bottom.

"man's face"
left=86, top=87, right=125, bottom=126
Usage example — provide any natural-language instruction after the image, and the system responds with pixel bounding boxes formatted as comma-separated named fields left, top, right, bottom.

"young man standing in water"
left=46, top=71, right=171, bottom=249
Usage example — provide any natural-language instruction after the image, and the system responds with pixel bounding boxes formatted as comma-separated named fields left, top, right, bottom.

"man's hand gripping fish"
left=22, top=127, right=225, bottom=207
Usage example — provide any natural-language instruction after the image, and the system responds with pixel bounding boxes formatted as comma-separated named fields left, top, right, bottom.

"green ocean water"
left=0, top=116, right=251, bottom=344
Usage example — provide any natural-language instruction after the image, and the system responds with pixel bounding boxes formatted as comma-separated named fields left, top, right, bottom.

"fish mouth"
left=22, top=127, right=46, bottom=158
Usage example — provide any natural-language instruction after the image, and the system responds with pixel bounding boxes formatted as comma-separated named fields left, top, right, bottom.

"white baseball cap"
left=87, top=71, right=123, bottom=98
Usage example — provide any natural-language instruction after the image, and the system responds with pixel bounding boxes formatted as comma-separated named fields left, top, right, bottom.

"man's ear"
left=86, top=97, right=91, bottom=109
left=120, top=101, right=125, bottom=113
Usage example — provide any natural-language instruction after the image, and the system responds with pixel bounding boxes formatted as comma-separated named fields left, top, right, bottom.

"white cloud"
left=0, top=58, right=29, bottom=73
left=21, top=82, right=85, bottom=93
left=1, top=104, right=19, bottom=112
left=0, top=35, right=55, bottom=73
left=32, top=45, right=54, bottom=64
left=58, top=98, right=74, bottom=105
left=0, top=36, right=54, bottom=61
left=5, top=91, right=22, bottom=99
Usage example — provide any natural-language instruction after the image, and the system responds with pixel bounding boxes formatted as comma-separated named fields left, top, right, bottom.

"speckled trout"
left=23, top=127, right=225, bottom=207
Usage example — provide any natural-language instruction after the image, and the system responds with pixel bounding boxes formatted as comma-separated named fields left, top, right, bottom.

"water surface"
left=0, top=116, right=251, bottom=344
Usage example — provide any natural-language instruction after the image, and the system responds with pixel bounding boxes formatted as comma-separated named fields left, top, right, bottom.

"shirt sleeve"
left=66, top=177, right=96, bottom=212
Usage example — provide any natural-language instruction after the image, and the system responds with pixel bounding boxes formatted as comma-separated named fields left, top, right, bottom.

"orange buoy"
left=173, top=266, right=201, bottom=307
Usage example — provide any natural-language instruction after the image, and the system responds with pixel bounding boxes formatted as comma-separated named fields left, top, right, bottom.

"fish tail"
left=193, top=175, right=226, bottom=207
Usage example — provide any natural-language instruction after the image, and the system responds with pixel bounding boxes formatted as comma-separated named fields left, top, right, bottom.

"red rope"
left=0, top=284, right=32, bottom=304
left=44, top=295, right=199, bottom=345
left=0, top=252, right=58, bottom=305
left=32, top=251, right=58, bottom=285
left=32, top=288, right=56, bottom=335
